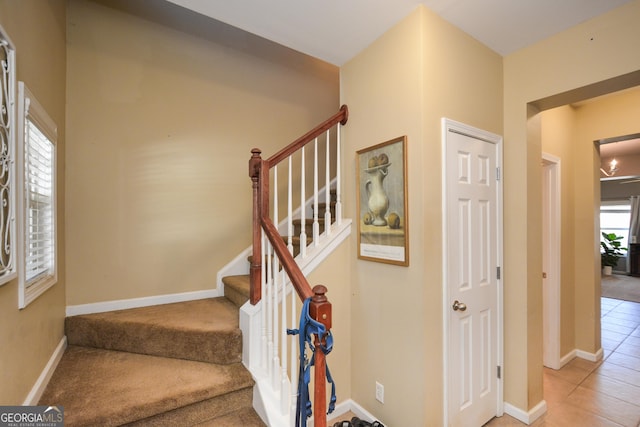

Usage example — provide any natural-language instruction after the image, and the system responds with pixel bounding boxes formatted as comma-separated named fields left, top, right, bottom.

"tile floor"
left=486, top=297, right=640, bottom=427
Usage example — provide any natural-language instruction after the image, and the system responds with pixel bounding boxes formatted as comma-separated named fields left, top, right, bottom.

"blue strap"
left=287, top=297, right=336, bottom=427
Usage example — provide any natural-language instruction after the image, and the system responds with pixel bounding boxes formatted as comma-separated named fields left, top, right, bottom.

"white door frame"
left=442, top=118, right=504, bottom=426
left=542, top=153, right=562, bottom=369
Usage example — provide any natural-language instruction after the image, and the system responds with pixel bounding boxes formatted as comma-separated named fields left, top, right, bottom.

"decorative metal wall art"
left=0, top=29, right=16, bottom=285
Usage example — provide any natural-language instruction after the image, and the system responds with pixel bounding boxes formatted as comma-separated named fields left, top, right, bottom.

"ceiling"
left=600, top=138, right=640, bottom=158
left=165, top=0, right=633, bottom=65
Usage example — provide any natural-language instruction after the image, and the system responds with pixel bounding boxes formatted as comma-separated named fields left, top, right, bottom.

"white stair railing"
left=244, top=106, right=351, bottom=427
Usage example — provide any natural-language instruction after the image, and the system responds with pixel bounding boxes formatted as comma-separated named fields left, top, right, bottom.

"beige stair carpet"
left=39, top=297, right=265, bottom=426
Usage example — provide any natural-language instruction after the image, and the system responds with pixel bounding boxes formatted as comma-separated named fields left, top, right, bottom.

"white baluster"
left=290, top=290, right=298, bottom=425
left=261, top=230, right=267, bottom=372
left=274, top=165, right=279, bottom=238
left=336, top=123, right=342, bottom=226
left=299, top=146, right=307, bottom=258
left=272, top=164, right=280, bottom=388
left=272, top=258, right=280, bottom=390
left=313, top=137, right=320, bottom=245
left=287, top=156, right=293, bottom=255
left=325, top=129, right=332, bottom=235
left=266, top=239, right=273, bottom=381
left=280, top=276, right=289, bottom=414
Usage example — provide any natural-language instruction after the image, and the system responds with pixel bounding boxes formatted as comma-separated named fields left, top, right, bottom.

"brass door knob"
left=452, top=300, right=467, bottom=312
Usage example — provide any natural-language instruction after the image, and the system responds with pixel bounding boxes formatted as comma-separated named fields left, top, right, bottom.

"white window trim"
left=0, top=25, right=17, bottom=287
left=17, top=81, right=57, bottom=309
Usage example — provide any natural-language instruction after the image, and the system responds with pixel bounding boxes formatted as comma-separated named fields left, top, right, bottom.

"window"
left=17, top=82, right=57, bottom=308
left=600, top=200, right=631, bottom=250
left=0, top=27, right=17, bottom=286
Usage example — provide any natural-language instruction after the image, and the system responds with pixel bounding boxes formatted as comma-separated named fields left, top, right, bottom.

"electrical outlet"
left=375, top=381, right=384, bottom=403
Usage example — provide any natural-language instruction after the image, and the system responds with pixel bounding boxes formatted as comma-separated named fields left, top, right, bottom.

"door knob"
left=452, top=300, right=467, bottom=312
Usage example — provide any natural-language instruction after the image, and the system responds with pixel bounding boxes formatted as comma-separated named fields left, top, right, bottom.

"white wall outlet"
left=375, top=381, right=384, bottom=403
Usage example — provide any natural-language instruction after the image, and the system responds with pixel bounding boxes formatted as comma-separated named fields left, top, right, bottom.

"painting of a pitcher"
left=356, top=136, right=409, bottom=266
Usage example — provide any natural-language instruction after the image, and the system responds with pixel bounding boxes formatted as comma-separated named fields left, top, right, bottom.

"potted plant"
left=601, top=232, right=627, bottom=275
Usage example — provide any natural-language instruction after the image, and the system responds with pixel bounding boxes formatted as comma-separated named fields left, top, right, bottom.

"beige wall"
left=0, top=0, right=67, bottom=405
left=504, top=0, right=640, bottom=412
left=65, top=0, right=339, bottom=305
left=306, top=239, right=352, bottom=404
left=541, top=106, right=578, bottom=358
left=341, top=6, right=503, bottom=425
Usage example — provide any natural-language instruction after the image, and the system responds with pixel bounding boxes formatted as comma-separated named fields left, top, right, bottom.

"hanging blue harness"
left=287, top=297, right=336, bottom=427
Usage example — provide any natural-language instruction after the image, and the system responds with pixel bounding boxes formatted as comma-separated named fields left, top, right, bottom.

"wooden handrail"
left=261, top=218, right=313, bottom=301
left=266, top=105, right=348, bottom=167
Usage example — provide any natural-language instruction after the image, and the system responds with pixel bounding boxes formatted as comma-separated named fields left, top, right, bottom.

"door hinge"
left=497, top=366, right=501, bottom=379
left=497, top=266, right=501, bottom=280
left=496, top=167, right=501, bottom=181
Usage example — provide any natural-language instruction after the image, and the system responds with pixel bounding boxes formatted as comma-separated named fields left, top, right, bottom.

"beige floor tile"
left=614, top=341, right=640, bottom=358
left=602, top=330, right=629, bottom=346
left=612, top=306, right=640, bottom=318
left=605, top=310, right=640, bottom=323
left=542, top=371, right=577, bottom=408
left=581, top=372, right=640, bottom=406
left=566, top=356, right=602, bottom=373
left=625, top=335, right=640, bottom=347
left=606, top=352, right=640, bottom=371
left=483, top=414, right=527, bottom=426
left=484, top=412, right=553, bottom=427
left=564, top=386, right=640, bottom=427
left=543, top=402, right=624, bottom=426
left=544, top=363, right=593, bottom=385
left=596, top=361, right=640, bottom=386
left=602, top=337, right=624, bottom=351
left=602, top=322, right=637, bottom=335
left=602, top=316, right=640, bottom=329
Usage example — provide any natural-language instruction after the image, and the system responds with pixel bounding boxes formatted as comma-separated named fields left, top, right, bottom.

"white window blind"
left=601, top=200, right=631, bottom=249
left=25, top=119, right=54, bottom=283
left=17, top=81, right=57, bottom=308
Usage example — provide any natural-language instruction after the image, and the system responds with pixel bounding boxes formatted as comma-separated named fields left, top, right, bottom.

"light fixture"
left=601, top=158, right=619, bottom=177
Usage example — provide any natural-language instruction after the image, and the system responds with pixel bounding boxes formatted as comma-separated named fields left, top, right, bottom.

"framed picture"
left=356, top=136, right=409, bottom=266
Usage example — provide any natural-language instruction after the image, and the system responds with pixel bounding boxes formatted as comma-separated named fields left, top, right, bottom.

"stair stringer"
left=240, top=219, right=351, bottom=427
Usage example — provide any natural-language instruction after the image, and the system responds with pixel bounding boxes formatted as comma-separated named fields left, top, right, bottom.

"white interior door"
left=443, top=119, right=503, bottom=427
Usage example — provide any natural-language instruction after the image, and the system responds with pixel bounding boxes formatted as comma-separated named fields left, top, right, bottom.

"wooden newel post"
left=310, top=285, right=331, bottom=427
left=249, top=148, right=262, bottom=305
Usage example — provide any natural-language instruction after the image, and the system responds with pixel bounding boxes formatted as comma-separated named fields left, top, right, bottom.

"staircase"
left=39, top=106, right=350, bottom=427
left=39, top=290, right=265, bottom=426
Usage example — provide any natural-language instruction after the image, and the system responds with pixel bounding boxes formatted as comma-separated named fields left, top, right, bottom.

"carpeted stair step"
left=66, top=298, right=242, bottom=365
left=292, top=217, right=330, bottom=236
left=192, top=407, right=266, bottom=426
left=282, top=235, right=313, bottom=257
left=38, top=346, right=262, bottom=427
left=313, top=201, right=337, bottom=218
left=222, top=274, right=250, bottom=307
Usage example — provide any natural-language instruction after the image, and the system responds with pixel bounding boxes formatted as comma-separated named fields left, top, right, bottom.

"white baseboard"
left=24, top=336, right=67, bottom=405
left=555, top=347, right=603, bottom=370
left=559, top=349, right=577, bottom=368
left=66, top=289, right=220, bottom=316
left=576, top=347, right=604, bottom=362
left=504, top=400, right=547, bottom=425
left=326, top=399, right=378, bottom=424
left=216, top=246, right=252, bottom=289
